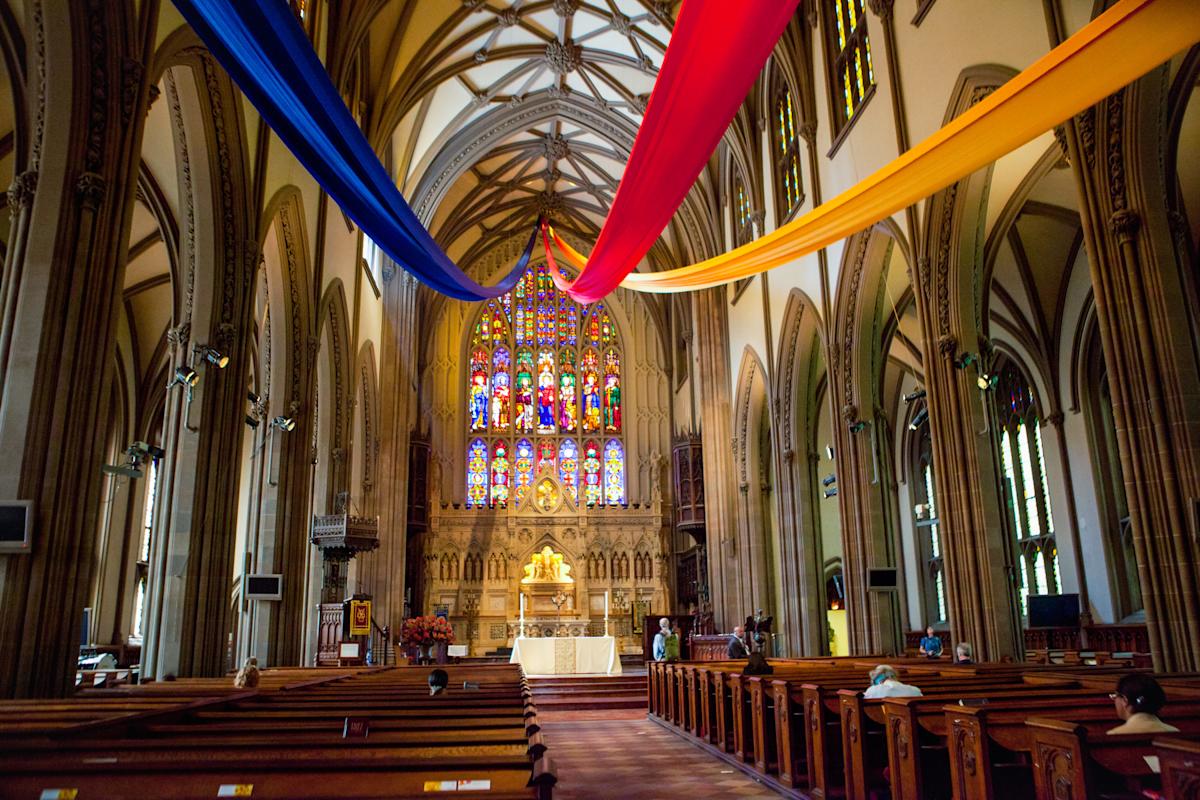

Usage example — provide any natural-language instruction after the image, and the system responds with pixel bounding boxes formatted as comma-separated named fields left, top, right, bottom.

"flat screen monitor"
left=245, top=574, right=283, bottom=600
left=0, top=501, right=32, bottom=554
left=339, top=641, right=361, bottom=659
left=868, top=568, right=898, bottom=590
left=1028, top=593, right=1080, bottom=628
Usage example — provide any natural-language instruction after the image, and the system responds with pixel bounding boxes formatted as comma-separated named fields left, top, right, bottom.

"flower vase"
left=419, top=643, right=434, bottom=665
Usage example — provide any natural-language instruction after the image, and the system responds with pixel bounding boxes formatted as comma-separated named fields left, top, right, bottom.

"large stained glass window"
left=773, top=78, right=803, bottom=217
left=994, top=359, right=1061, bottom=618
left=823, top=0, right=875, bottom=137
left=465, top=262, right=626, bottom=508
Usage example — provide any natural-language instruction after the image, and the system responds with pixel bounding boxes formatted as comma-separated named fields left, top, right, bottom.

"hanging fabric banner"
left=170, top=0, right=528, bottom=301
left=547, top=0, right=803, bottom=303
left=551, top=0, right=1200, bottom=295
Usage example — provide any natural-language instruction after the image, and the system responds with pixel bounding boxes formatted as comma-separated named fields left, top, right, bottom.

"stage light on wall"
left=271, top=415, right=296, bottom=432
left=848, top=420, right=867, bottom=434
left=195, top=344, right=229, bottom=369
left=976, top=371, right=998, bottom=391
left=824, top=445, right=835, bottom=461
left=247, top=391, right=261, bottom=405
left=909, top=408, right=929, bottom=431
left=903, top=388, right=927, bottom=404
left=245, top=415, right=260, bottom=429
left=168, top=366, right=199, bottom=389
left=823, top=487, right=838, bottom=499
left=822, top=474, right=837, bottom=487
left=953, top=352, right=976, bottom=370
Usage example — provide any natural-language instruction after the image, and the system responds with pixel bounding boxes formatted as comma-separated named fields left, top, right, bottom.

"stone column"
left=0, top=0, right=157, bottom=697
left=375, top=265, right=420, bottom=632
left=1059, top=77, right=1200, bottom=670
left=691, top=287, right=740, bottom=632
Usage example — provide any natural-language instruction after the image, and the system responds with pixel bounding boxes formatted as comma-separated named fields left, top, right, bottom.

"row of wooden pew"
left=648, top=656, right=1200, bottom=800
left=0, top=664, right=555, bottom=799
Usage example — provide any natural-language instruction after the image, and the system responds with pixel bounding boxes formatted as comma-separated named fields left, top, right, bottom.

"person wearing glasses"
left=1108, top=674, right=1178, bottom=734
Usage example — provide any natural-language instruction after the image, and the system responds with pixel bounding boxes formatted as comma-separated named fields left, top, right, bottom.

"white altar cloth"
left=509, top=635, right=621, bottom=675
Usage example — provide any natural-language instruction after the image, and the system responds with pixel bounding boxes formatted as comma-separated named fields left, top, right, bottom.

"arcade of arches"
left=0, top=0, right=1198, bottom=703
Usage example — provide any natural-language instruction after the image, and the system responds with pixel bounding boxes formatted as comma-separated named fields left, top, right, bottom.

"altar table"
left=509, top=635, right=621, bottom=675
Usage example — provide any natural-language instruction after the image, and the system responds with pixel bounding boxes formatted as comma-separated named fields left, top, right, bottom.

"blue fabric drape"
left=170, top=0, right=529, bottom=301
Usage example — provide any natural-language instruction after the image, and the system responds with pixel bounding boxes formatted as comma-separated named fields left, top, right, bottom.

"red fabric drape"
left=553, top=0, right=802, bottom=304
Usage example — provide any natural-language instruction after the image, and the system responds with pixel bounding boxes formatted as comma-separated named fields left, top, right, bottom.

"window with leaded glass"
left=994, top=359, right=1061, bottom=619
left=822, top=0, right=875, bottom=141
left=911, top=424, right=946, bottom=625
left=465, top=262, right=625, bottom=509
left=772, top=82, right=804, bottom=218
left=132, top=458, right=159, bottom=640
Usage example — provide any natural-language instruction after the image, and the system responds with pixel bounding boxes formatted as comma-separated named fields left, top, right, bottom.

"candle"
left=604, top=590, right=609, bottom=619
left=520, top=593, right=525, bottom=618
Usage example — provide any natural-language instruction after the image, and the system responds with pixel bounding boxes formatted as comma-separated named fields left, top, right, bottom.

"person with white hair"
left=652, top=617, right=678, bottom=662
left=954, top=642, right=974, bottom=664
left=863, top=664, right=922, bottom=699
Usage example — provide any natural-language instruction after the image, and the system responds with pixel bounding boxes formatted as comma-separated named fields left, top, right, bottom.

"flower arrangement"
left=401, top=615, right=455, bottom=647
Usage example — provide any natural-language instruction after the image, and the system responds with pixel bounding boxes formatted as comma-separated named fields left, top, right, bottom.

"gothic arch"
left=316, top=278, right=353, bottom=499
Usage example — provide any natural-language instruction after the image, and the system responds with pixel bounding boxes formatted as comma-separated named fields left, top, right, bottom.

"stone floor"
left=539, top=710, right=782, bottom=799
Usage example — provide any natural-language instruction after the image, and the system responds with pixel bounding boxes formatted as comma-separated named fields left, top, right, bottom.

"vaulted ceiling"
left=360, top=0, right=678, bottom=274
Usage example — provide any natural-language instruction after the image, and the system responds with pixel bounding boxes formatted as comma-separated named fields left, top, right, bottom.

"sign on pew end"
left=422, top=779, right=494, bottom=792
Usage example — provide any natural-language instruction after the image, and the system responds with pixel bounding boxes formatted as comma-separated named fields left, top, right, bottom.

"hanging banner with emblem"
left=349, top=599, right=372, bottom=636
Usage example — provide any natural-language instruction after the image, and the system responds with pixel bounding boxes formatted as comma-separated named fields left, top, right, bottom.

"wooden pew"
left=1155, top=737, right=1200, bottom=800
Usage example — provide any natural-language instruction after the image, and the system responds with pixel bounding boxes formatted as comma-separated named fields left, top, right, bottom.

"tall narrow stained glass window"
left=911, top=424, right=946, bottom=625
left=465, top=262, right=626, bottom=508
left=994, top=359, right=1061, bottom=619
left=773, top=80, right=804, bottom=217
left=823, top=0, right=875, bottom=137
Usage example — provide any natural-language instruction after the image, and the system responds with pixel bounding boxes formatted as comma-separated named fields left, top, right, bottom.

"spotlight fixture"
left=247, top=391, right=261, bottom=405
left=976, top=371, right=998, bottom=391
left=825, top=445, right=835, bottom=461
left=903, top=389, right=927, bottom=404
left=848, top=420, right=867, bottom=434
left=195, top=344, right=230, bottom=369
left=953, top=352, right=976, bottom=370
left=822, top=474, right=837, bottom=487
left=823, top=487, right=839, bottom=499
left=245, top=415, right=260, bottom=429
left=271, top=415, right=297, bottom=432
left=909, top=408, right=929, bottom=431
left=129, top=441, right=166, bottom=460
left=168, top=366, right=199, bottom=389
left=101, top=463, right=144, bottom=479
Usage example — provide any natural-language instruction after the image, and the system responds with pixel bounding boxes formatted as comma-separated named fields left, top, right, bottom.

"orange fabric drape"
left=552, top=0, right=1200, bottom=295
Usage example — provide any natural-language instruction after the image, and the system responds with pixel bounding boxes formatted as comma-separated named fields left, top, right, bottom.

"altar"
left=509, top=635, right=621, bottom=676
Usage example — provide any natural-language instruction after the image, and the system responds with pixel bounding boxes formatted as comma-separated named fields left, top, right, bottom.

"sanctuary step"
left=527, top=672, right=648, bottom=712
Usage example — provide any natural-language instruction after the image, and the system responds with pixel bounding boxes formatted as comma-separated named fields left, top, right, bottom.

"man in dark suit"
left=727, top=625, right=750, bottom=659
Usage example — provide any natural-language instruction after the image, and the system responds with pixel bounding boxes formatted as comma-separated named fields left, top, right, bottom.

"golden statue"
left=520, top=545, right=573, bottom=584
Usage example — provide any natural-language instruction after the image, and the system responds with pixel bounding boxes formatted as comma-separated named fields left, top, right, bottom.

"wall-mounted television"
left=0, top=501, right=32, bottom=554
left=245, top=574, right=283, bottom=600
left=868, top=568, right=898, bottom=590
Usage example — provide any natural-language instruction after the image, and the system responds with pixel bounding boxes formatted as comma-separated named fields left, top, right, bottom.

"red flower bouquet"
left=401, top=615, right=455, bottom=647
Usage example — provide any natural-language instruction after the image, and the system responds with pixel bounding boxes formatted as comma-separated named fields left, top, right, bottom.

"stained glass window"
left=467, top=438, right=489, bottom=507
left=559, top=439, right=579, bottom=502
left=994, top=358, right=1061, bottom=619
left=773, top=78, right=803, bottom=217
left=911, top=426, right=945, bottom=625
left=465, top=262, right=625, bottom=508
left=603, top=440, right=625, bottom=505
left=583, top=440, right=602, bottom=506
left=823, top=0, right=875, bottom=135
left=514, top=438, right=534, bottom=506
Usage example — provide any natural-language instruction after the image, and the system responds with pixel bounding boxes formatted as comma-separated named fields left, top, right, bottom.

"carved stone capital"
left=145, top=83, right=161, bottom=114
left=7, top=170, right=38, bottom=213
left=1109, top=209, right=1141, bottom=244
left=1044, top=411, right=1065, bottom=427
left=841, top=403, right=859, bottom=423
left=937, top=335, right=958, bottom=358
left=214, top=321, right=237, bottom=352
left=799, top=120, right=817, bottom=145
left=867, top=0, right=894, bottom=20
left=167, top=322, right=191, bottom=349
left=76, top=171, right=107, bottom=210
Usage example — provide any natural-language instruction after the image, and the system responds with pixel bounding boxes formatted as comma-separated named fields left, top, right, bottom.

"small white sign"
left=39, top=791, right=78, bottom=800
left=217, top=785, right=254, bottom=797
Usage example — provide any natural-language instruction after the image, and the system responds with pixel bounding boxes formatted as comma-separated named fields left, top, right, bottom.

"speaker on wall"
left=245, top=574, right=283, bottom=601
left=868, top=568, right=898, bottom=591
left=0, top=501, right=32, bottom=554
left=1027, top=594, right=1080, bottom=628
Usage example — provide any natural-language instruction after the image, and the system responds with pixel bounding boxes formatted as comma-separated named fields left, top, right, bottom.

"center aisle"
left=539, top=714, right=781, bottom=799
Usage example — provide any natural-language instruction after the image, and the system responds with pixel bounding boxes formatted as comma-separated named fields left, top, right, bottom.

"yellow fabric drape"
left=555, top=0, right=1200, bottom=294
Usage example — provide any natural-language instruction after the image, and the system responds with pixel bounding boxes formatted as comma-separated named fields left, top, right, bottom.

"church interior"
left=0, top=0, right=1198, bottom=797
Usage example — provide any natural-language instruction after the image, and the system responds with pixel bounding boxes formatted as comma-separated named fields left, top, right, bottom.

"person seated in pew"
left=727, top=626, right=750, bottom=659
left=954, top=642, right=974, bottom=664
left=918, top=626, right=943, bottom=658
left=653, top=618, right=680, bottom=662
left=863, top=665, right=923, bottom=699
left=233, top=657, right=260, bottom=688
left=1108, top=674, right=1180, bottom=735
left=428, top=668, right=449, bottom=697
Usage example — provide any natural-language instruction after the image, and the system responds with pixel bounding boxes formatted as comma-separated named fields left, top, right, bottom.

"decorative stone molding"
left=1044, top=411, right=1065, bottom=427
left=7, top=171, right=38, bottom=213
left=1109, top=209, right=1140, bottom=244
left=544, top=40, right=582, bottom=75
left=214, top=321, right=237, bottom=352
left=167, top=322, right=191, bottom=349
left=867, top=0, right=894, bottom=19
left=553, top=0, right=578, bottom=17
left=937, top=334, right=958, bottom=358
left=75, top=171, right=107, bottom=209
